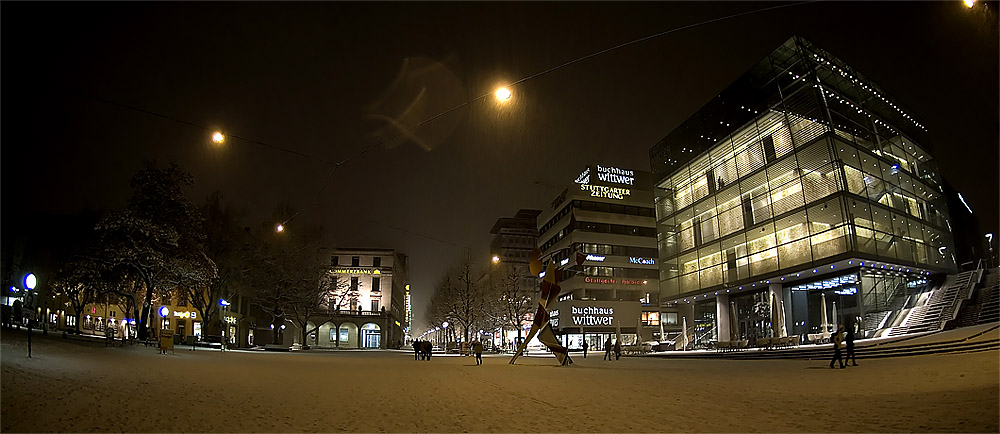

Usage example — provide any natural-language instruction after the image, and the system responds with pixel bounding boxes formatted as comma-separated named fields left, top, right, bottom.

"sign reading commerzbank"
left=579, top=184, right=631, bottom=200
left=572, top=306, right=614, bottom=326
left=331, top=268, right=382, bottom=275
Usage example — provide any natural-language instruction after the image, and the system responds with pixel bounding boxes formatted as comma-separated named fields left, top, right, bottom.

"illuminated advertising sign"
left=579, top=184, right=631, bottom=200
left=584, top=277, right=647, bottom=285
left=571, top=306, right=614, bottom=326
left=574, top=168, right=590, bottom=184
left=332, top=268, right=382, bottom=275
left=595, top=165, right=635, bottom=185
left=629, top=257, right=655, bottom=265
left=585, top=254, right=606, bottom=262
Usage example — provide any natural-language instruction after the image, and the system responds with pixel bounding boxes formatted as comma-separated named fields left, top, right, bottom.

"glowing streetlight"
left=276, top=224, right=285, bottom=233
left=495, top=87, right=512, bottom=102
left=964, top=0, right=975, bottom=8
left=211, top=131, right=225, bottom=144
left=492, top=255, right=500, bottom=264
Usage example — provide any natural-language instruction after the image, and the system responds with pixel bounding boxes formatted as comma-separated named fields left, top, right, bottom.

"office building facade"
left=538, top=164, right=662, bottom=350
left=649, top=36, right=957, bottom=347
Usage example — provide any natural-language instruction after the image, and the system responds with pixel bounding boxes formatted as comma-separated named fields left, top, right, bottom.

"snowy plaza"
left=1, top=329, right=997, bottom=433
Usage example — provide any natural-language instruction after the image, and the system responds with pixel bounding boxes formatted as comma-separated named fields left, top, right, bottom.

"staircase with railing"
left=952, top=268, right=999, bottom=327
left=887, top=269, right=982, bottom=336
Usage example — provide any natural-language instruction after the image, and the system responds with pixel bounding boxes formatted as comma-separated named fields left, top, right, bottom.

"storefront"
left=547, top=299, right=642, bottom=350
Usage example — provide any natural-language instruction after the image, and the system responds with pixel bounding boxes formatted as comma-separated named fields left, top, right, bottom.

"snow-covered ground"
left=2, top=329, right=997, bottom=433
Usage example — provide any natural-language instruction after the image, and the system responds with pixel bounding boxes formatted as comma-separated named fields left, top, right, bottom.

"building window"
left=95, top=317, right=106, bottom=332
left=65, top=315, right=77, bottom=327
left=642, top=311, right=660, bottom=326
left=330, top=329, right=337, bottom=342
left=83, top=316, right=94, bottom=330
left=49, top=313, right=58, bottom=324
left=371, top=299, right=380, bottom=312
left=352, top=256, right=360, bottom=267
left=331, top=256, right=339, bottom=266
left=663, top=312, right=678, bottom=325
left=371, top=277, right=380, bottom=292
left=351, top=277, right=359, bottom=291
left=373, top=257, right=381, bottom=267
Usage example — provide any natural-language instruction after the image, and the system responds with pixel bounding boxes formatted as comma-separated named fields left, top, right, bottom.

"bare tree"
left=494, top=263, right=537, bottom=348
left=428, top=257, right=488, bottom=345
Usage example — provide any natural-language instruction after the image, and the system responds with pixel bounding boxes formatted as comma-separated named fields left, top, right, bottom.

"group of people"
left=411, top=339, right=485, bottom=365
left=412, top=340, right=433, bottom=360
left=829, top=324, right=858, bottom=369
left=602, top=337, right=622, bottom=361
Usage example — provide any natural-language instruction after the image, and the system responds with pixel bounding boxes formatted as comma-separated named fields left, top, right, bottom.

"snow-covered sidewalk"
left=2, top=330, right=997, bottom=433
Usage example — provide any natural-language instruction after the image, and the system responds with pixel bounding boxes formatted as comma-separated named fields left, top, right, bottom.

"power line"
left=76, top=1, right=820, bottom=219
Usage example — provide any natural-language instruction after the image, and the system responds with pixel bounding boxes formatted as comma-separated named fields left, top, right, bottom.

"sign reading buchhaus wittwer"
left=649, top=36, right=957, bottom=349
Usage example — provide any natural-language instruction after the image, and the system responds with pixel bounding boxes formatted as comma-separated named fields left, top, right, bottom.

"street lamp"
left=442, top=321, right=449, bottom=352
left=495, top=87, right=512, bottom=102
left=965, top=0, right=975, bottom=8
left=211, top=131, right=225, bottom=144
left=24, top=273, right=36, bottom=358
left=986, top=233, right=995, bottom=268
left=219, top=299, right=230, bottom=352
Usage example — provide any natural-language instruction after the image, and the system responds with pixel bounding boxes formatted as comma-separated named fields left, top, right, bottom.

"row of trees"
left=49, top=162, right=350, bottom=345
left=424, top=256, right=538, bottom=347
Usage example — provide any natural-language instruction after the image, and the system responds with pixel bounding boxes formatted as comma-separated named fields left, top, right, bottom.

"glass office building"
left=649, top=36, right=957, bottom=346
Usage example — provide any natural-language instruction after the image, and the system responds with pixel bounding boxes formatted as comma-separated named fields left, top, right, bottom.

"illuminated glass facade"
left=649, top=37, right=957, bottom=344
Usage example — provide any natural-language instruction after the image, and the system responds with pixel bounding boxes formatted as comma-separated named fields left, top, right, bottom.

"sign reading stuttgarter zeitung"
left=579, top=184, right=631, bottom=200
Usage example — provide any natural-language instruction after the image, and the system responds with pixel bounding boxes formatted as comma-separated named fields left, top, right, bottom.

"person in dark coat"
left=473, top=340, right=484, bottom=365
left=829, top=326, right=845, bottom=369
left=582, top=340, right=589, bottom=358
left=613, top=339, right=622, bottom=360
left=845, top=323, right=858, bottom=367
left=604, top=337, right=613, bottom=361
left=413, top=340, right=420, bottom=360
left=422, top=341, right=432, bottom=360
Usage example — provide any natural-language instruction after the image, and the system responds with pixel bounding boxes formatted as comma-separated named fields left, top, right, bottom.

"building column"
left=716, top=293, right=730, bottom=342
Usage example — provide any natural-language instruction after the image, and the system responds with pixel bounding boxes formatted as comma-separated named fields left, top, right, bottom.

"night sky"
left=3, top=2, right=997, bottom=332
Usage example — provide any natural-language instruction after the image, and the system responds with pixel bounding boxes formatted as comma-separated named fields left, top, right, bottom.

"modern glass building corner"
left=648, top=36, right=958, bottom=347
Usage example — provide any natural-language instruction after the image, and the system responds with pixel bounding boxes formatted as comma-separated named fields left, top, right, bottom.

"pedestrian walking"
left=473, top=340, right=484, bottom=365
left=582, top=340, right=588, bottom=358
left=829, top=325, right=845, bottom=369
left=413, top=340, right=420, bottom=361
left=845, top=323, right=858, bottom=367
left=613, top=339, right=622, bottom=360
left=604, top=337, right=613, bottom=361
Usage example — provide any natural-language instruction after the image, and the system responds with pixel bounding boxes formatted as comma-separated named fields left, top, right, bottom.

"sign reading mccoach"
left=571, top=306, right=614, bottom=326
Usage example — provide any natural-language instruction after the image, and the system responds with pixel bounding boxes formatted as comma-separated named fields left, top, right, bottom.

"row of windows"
left=348, top=277, right=380, bottom=292
left=539, top=200, right=655, bottom=239
left=541, top=222, right=657, bottom=252
left=656, top=140, right=948, bottom=259
left=576, top=243, right=658, bottom=258
left=332, top=256, right=383, bottom=267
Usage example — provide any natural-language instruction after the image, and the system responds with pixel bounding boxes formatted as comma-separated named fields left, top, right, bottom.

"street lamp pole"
left=986, top=233, right=995, bottom=269
left=219, top=299, right=230, bottom=352
left=24, top=273, right=36, bottom=358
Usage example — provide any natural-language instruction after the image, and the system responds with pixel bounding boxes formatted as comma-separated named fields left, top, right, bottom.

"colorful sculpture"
left=509, top=249, right=572, bottom=366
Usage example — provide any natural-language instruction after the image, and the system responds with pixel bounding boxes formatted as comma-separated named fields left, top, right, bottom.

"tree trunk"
left=137, top=281, right=153, bottom=341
